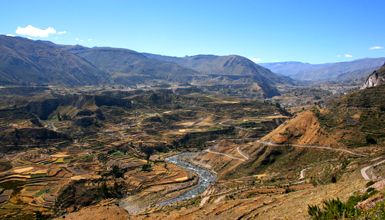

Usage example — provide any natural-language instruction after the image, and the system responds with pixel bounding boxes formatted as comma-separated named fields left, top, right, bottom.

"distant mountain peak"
left=261, top=58, right=385, bottom=82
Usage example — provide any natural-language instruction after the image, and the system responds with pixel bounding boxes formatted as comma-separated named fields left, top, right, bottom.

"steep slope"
left=66, top=46, right=199, bottom=84
left=261, top=58, right=385, bottom=82
left=261, top=110, right=336, bottom=146
left=263, top=64, right=385, bottom=148
left=0, top=35, right=108, bottom=86
left=144, top=53, right=294, bottom=97
left=361, top=63, right=385, bottom=89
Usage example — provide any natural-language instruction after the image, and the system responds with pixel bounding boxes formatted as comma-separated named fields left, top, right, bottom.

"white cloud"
left=57, top=31, right=67, bottom=35
left=249, top=57, right=262, bottom=63
left=5, top=34, right=15, bottom=37
left=337, top=54, right=353, bottom=58
left=369, top=46, right=383, bottom=50
left=15, top=25, right=66, bottom=38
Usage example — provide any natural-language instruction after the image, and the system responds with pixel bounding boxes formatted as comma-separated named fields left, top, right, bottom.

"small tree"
left=57, top=112, right=62, bottom=121
left=14, top=128, right=20, bottom=146
left=111, top=165, right=124, bottom=178
left=142, top=147, right=154, bottom=162
left=141, top=164, right=152, bottom=172
left=331, top=175, right=337, bottom=183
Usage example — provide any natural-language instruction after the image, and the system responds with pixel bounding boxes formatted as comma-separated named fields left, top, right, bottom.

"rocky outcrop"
left=361, top=64, right=385, bottom=89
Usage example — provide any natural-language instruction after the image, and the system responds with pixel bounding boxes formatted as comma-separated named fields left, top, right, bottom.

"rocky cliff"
left=361, top=64, right=385, bottom=89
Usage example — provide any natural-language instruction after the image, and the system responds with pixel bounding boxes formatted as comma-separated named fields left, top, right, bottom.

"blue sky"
left=1, top=0, right=384, bottom=63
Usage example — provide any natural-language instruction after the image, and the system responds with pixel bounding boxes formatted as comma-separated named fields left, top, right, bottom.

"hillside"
left=261, top=58, right=385, bottom=82
left=0, top=35, right=108, bottom=86
left=144, top=53, right=295, bottom=97
left=144, top=54, right=291, bottom=83
left=66, top=46, right=199, bottom=84
left=261, top=110, right=338, bottom=146
left=263, top=82, right=385, bottom=148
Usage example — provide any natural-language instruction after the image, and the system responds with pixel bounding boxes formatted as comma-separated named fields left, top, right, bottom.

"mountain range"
left=261, top=58, right=385, bottom=83
left=142, top=53, right=295, bottom=96
left=0, top=35, right=290, bottom=98
left=2, top=34, right=385, bottom=97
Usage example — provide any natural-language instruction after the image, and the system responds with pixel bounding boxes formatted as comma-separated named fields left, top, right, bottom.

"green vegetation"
left=78, top=154, right=95, bottom=162
left=362, top=200, right=385, bottom=219
left=31, top=173, right=47, bottom=178
left=33, top=189, right=49, bottom=197
left=111, top=165, right=124, bottom=178
left=238, top=121, right=258, bottom=128
left=109, top=150, right=125, bottom=157
left=141, top=147, right=154, bottom=162
left=141, top=164, right=152, bottom=172
left=308, top=190, right=377, bottom=219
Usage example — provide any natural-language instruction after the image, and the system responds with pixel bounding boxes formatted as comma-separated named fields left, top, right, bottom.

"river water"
left=158, top=152, right=217, bottom=206
left=120, top=152, right=217, bottom=213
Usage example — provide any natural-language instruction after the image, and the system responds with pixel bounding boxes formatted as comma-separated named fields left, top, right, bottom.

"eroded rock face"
left=361, top=64, right=385, bottom=89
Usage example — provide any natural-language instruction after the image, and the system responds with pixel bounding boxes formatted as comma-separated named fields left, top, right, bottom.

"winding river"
left=158, top=152, right=217, bottom=206
left=120, top=152, right=217, bottom=213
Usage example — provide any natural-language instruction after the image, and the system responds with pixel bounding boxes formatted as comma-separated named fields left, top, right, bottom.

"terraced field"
left=0, top=87, right=287, bottom=219
left=1, top=85, right=385, bottom=219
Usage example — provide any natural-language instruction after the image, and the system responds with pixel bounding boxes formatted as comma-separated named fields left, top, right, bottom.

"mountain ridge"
left=143, top=53, right=297, bottom=97
left=0, top=35, right=292, bottom=98
left=65, top=46, right=199, bottom=84
left=0, top=35, right=109, bottom=86
left=261, top=58, right=385, bottom=82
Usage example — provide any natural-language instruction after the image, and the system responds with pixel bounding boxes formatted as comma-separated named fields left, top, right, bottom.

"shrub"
left=141, top=147, right=154, bottom=161
left=308, top=198, right=360, bottom=219
left=111, top=165, right=124, bottom=178
left=284, top=187, right=294, bottom=194
left=366, top=135, right=377, bottom=145
left=141, top=164, right=152, bottom=172
left=308, top=190, right=378, bottom=219
left=331, top=175, right=337, bottom=183
left=365, top=180, right=375, bottom=188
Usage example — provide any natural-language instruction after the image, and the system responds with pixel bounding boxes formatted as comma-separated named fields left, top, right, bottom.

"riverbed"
left=158, top=152, right=217, bottom=206
left=120, top=152, right=217, bottom=213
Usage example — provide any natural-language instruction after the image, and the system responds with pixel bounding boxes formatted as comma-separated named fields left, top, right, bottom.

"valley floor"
left=1, top=86, right=385, bottom=220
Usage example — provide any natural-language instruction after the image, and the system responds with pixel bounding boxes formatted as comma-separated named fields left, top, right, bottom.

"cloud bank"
left=15, top=25, right=66, bottom=38
left=369, top=46, right=383, bottom=50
